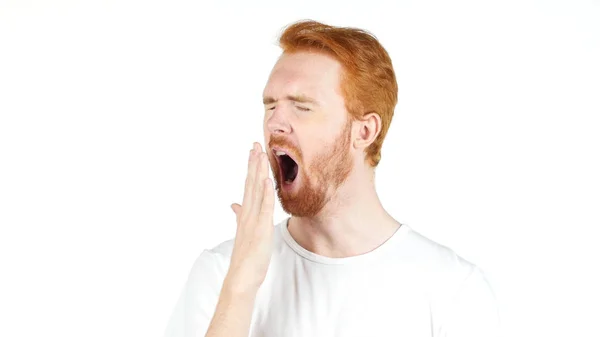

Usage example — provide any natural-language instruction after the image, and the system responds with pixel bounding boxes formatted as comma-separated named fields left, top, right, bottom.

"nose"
left=265, top=106, right=292, bottom=135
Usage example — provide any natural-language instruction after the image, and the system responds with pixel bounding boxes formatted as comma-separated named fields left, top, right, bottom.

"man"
left=165, top=20, right=500, bottom=337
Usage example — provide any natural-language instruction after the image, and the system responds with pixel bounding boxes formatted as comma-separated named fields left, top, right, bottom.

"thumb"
left=230, top=203, right=242, bottom=218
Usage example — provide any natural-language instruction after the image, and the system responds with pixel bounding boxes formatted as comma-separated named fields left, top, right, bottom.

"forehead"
left=263, top=51, right=344, bottom=99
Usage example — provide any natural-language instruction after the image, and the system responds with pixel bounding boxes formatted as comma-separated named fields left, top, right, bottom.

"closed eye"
left=296, top=106, right=310, bottom=112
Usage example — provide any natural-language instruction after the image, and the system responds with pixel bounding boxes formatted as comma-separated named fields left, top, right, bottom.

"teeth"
left=275, top=151, right=287, bottom=156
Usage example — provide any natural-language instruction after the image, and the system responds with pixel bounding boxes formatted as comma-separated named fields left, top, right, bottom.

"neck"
left=287, top=164, right=401, bottom=258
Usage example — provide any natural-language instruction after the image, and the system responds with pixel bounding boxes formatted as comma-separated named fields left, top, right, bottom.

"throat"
left=281, top=155, right=299, bottom=183
left=285, top=163, right=298, bottom=183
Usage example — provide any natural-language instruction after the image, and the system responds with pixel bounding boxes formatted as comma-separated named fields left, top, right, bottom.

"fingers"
left=241, top=143, right=260, bottom=220
left=251, top=151, right=268, bottom=217
left=258, top=178, right=274, bottom=224
left=231, top=203, right=242, bottom=221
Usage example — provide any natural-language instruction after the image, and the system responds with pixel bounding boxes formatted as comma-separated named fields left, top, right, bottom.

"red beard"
left=268, top=117, right=354, bottom=217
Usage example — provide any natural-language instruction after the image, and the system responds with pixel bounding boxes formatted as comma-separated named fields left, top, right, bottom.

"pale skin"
left=205, top=143, right=273, bottom=337
left=263, top=51, right=401, bottom=258
left=205, top=51, right=400, bottom=337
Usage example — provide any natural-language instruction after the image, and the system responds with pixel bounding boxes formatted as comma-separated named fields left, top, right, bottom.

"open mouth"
left=274, top=150, right=299, bottom=184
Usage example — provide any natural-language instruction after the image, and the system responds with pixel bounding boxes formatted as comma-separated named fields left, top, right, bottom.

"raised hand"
left=225, top=142, right=275, bottom=295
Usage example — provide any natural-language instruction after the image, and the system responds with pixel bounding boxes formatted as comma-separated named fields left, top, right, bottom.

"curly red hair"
left=278, top=20, right=398, bottom=167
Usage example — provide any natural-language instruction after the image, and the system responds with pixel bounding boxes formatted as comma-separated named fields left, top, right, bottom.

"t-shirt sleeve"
left=440, top=266, right=502, bottom=337
left=163, top=250, right=224, bottom=337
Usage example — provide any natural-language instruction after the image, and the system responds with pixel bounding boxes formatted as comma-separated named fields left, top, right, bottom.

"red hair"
left=278, top=20, right=398, bottom=167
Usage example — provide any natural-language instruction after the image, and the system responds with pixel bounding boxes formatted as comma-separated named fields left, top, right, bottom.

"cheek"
left=263, top=119, right=268, bottom=135
left=301, top=138, right=326, bottom=164
left=263, top=128, right=270, bottom=146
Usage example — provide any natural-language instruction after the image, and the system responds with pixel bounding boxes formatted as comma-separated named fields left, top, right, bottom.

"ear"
left=353, top=112, right=381, bottom=150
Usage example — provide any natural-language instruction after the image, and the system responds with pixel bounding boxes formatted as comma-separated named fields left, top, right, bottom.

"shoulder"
left=399, top=226, right=500, bottom=334
left=183, top=239, right=234, bottom=287
left=397, top=226, right=495, bottom=298
left=400, top=225, right=479, bottom=278
left=164, top=240, right=235, bottom=337
left=206, top=238, right=235, bottom=265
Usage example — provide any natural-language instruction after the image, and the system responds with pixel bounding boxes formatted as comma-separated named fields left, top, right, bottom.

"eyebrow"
left=263, top=95, right=319, bottom=106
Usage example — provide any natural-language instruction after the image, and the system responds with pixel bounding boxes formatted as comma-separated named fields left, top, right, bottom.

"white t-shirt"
left=164, top=218, right=501, bottom=337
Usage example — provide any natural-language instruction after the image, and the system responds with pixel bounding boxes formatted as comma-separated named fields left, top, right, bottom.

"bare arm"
left=205, top=142, right=275, bottom=337
left=204, top=281, right=257, bottom=337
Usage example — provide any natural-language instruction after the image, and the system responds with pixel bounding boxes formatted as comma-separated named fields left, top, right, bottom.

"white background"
left=1, top=0, right=598, bottom=336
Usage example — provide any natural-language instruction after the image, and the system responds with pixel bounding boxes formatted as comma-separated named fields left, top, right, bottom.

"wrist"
left=222, top=273, right=260, bottom=299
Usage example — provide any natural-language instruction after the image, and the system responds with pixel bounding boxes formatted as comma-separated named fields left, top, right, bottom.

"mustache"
left=268, top=137, right=302, bottom=161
